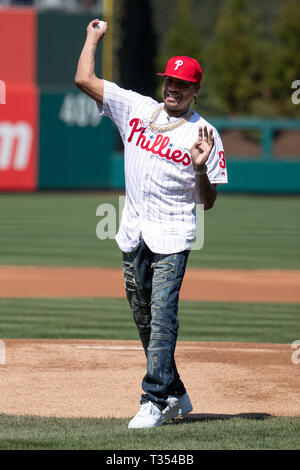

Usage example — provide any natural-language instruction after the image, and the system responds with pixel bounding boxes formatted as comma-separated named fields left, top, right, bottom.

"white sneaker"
left=162, top=393, right=193, bottom=422
left=128, top=402, right=163, bottom=429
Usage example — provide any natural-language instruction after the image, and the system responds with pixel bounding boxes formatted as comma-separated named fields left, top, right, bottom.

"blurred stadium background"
left=0, top=0, right=300, bottom=193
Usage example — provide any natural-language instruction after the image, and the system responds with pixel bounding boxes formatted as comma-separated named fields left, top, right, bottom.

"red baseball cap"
left=157, top=56, right=202, bottom=86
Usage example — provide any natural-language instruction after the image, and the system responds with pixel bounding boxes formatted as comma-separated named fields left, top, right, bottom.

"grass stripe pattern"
left=0, top=298, right=299, bottom=344
left=0, top=193, right=299, bottom=268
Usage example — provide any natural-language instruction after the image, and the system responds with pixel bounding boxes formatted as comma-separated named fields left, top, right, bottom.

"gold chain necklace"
left=147, top=105, right=193, bottom=133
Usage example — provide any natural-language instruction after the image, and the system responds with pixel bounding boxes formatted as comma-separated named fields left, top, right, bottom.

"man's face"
left=162, top=76, right=199, bottom=116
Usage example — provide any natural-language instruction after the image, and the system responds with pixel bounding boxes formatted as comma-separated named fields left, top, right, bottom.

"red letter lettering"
left=136, top=131, right=146, bottom=147
left=159, top=137, right=172, bottom=159
left=181, top=152, right=192, bottom=166
left=150, top=134, right=163, bottom=154
left=171, top=149, right=183, bottom=162
left=128, top=118, right=143, bottom=142
left=140, top=138, right=153, bottom=151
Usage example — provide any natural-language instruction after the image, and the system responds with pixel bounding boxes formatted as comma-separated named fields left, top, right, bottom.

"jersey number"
left=218, top=151, right=226, bottom=169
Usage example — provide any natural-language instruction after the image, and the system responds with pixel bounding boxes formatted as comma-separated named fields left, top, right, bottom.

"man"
left=75, top=19, right=228, bottom=428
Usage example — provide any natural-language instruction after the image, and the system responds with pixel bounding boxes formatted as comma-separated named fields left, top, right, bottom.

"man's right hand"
left=75, top=19, right=107, bottom=106
left=87, top=19, right=108, bottom=42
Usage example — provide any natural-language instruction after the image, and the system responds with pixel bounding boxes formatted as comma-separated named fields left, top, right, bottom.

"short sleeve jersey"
left=98, top=80, right=228, bottom=254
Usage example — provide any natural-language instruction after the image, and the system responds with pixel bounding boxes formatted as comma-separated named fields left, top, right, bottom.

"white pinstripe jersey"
left=98, top=80, right=228, bottom=254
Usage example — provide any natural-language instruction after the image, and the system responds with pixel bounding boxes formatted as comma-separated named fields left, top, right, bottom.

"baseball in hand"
left=95, top=20, right=105, bottom=30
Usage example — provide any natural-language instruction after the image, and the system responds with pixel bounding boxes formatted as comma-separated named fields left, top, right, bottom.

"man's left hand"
left=191, top=126, right=214, bottom=169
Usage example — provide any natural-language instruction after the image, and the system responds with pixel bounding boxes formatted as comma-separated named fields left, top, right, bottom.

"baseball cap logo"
left=174, top=60, right=184, bottom=71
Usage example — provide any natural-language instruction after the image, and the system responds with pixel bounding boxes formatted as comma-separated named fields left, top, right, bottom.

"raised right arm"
left=74, top=19, right=108, bottom=106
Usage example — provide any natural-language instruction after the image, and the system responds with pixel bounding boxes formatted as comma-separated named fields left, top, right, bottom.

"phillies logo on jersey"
left=127, top=118, right=191, bottom=166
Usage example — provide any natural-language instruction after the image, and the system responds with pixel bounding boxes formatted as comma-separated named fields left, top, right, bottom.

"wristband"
left=194, top=164, right=207, bottom=176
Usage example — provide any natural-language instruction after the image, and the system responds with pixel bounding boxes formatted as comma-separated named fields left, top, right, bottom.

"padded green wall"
left=37, top=12, right=116, bottom=189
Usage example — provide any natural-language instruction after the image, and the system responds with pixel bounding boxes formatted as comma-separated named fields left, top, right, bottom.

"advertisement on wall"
left=0, top=84, right=38, bottom=191
left=0, top=8, right=38, bottom=191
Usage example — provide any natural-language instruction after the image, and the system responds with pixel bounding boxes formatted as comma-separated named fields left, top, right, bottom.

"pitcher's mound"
left=1, top=340, right=299, bottom=418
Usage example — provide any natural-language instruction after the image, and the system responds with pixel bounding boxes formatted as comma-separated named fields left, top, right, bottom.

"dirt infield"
left=1, top=339, right=299, bottom=418
left=1, top=266, right=300, bottom=302
left=0, top=266, right=299, bottom=419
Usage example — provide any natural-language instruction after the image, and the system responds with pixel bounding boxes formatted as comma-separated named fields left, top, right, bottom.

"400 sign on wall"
left=0, top=85, right=38, bottom=191
left=38, top=91, right=115, bottom=189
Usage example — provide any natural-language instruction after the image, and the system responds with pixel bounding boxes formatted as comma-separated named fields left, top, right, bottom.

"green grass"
left=0, top=192, right=299, bottom=268
left=0, top=414, right=299, bottom=450
left=0, top=298, right=299, bottom=343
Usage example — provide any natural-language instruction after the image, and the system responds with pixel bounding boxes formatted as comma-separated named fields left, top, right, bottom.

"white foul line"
left=75, top=345, right=143, bottom=350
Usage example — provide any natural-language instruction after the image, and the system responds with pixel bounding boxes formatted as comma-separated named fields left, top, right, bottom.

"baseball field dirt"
left=1, top=339, right=299, bottom=418
left=1, top=266, right=300, bottom=302
left=0, top=266, right=299, bottom=419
